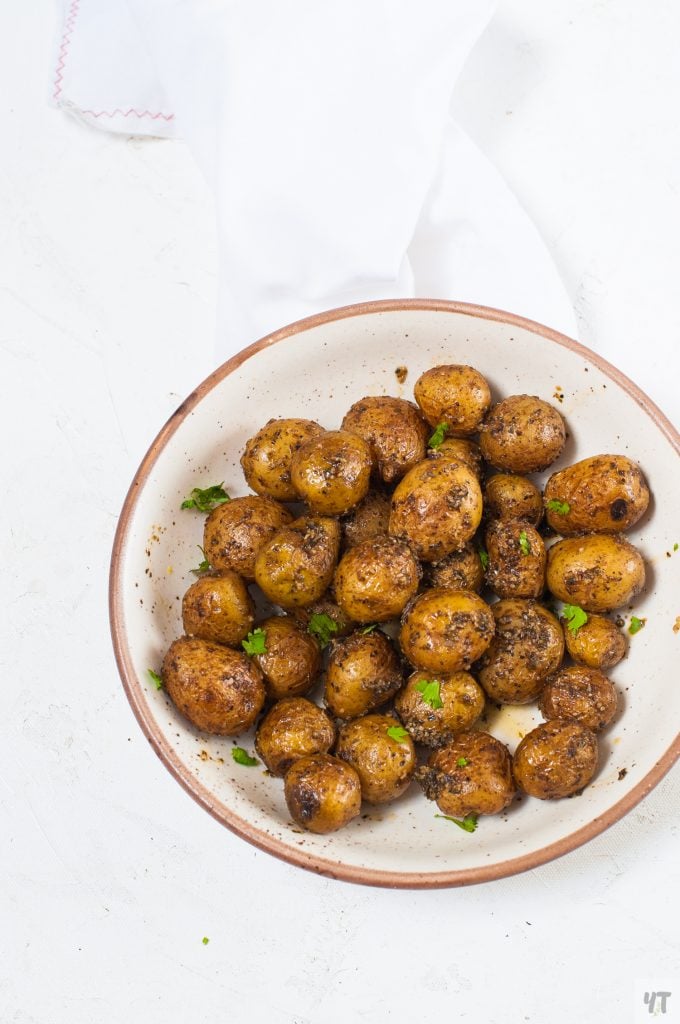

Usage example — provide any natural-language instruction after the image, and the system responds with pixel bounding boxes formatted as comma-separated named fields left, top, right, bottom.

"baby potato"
left=291, top=594, right=356, bottom=639
left=203, top=495, right=293, bottom=580
left=546, top=533, right=645, bottom=612
left=290, top=429, right=373, bottom=515
left=333, top=535, right=421, bottom=623
left=389, top=458, right=483, bottom=562
left=254, top=515, right=341, bottom=609
left=341, top=396, right=428, bottom=483
left=182, top=570, right=254, bottom=647
left=255, top=697, right=336, bottom=776
left=477, top=599, right=564, bottom=704
left=399, top=588, right=495, bottom=674
left=162, top=635, right=265, bottom=735
left=284, top=753, right=362, bottom=833
left=428, top=438, right=483, bottom=479
left=544, top=454, right=650, bottom=534
left=562, top=613, right=626, bottom=669
left=429, top=542, right=485, bottom=593
left=413, top=364, right=491, bottom=436
left=341, top=489, right=391, bottom=549
left=538, top=665, right=618, bottom=732
left=394, top=670, right=485, bottom=747
left=484, top=519, right=546, bottom=599
left=335, top=713, right=416, bottom=804
left=324, top=631, right=403, bottom=719
left=513, top=719, right=599, bottom=799
left=416, top=732, right=515, bottom=817
left=484, top=474, right=543, bottom=526
left=251, top=616, right=321, bottom=699
left=240, top=417, right=325, bottom=501
left=479, top=395, right=566, bottom=473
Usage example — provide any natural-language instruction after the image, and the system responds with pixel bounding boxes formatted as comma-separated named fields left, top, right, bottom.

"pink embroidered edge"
left=53, top=0, right=175, bottom=123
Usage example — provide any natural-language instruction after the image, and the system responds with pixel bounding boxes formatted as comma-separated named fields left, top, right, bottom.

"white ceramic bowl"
left=110, top=299, right=680, bottom=888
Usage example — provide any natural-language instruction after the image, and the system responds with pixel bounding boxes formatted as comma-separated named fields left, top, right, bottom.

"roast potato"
left=255, top=697, right=336, bottom=776
left=416, top=732, right=515, bottom=817
left=484, top=474, right=543, bottom=526
left=484, top=519, right=546, bottom=599
left=240, top=417, right=324, bottom=501
left=284, top=753, right=362, bottom=833
left=341, top=396, right=428, bottom=483
left=562, top=613, right=626, bottom=670
left=254, top=515, right=341, bottom=609
left=324, top=630, right=403, bottom=719
left=513, top=719, right=599, bottom=799
left=342, top=489, right=391, bottom=549
left=546, top=534, right=645, bottom=612
left=333, top=535, right=421, bottom=622
left=394, top=670, right=485, bottom=746
left=290, top=429, right=373, bottom=515
left=429, top=542, right=485, bottom=593
left=479, top=395, right=566, bottom=473
left=428, top=437, right=483, bottom=479
left=399, top=588, right=495, bottom=673
left=251, top=615, right=321, bottom=699
left=544, top=454, right=650, bottom=535
left=413, top=364, right=491, bottom=436
left=538, top=665, right=618, bottom=732
left=182, top=570, right=255, bottom=647
left=203, top=495, right=293, bottom=580
left=477, top=599, right=564, bottom=704
left=335, top=713, right=416, bottom=804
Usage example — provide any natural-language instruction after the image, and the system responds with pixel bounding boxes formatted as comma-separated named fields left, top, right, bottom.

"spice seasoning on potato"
left=484, top=474, right=543, bottom=526
left=341, top=489, right=391, bottom=549
left=546, top=533, right=646, bottom=612
left=513, top=720, right=599, bottom=799
left=477, top=599, right=564, bottom=704
left=181, top=569, right=255, bottom=647
left=429, top=542, right=485, bottom=593
left=241, top=417, right=325, bottom=501
left=324, top=630, right=403, bottom=719
left=284, top=753, right=362, bottom=833
left=254, top=515, right=341, bottom=609
left=562, top=612, right=627, bottom=669
left=428, top=437, right=483, bottom=479
left=544, top=454, right=650, bottom=535
left=538, top=665, right=618, bottom=732
left=335, top=714, right=416, bottom=803
left=203, top=494, right=293, bottom=580
left=484, top=519, right=546, bottom=599
left=333, top=535, right=421, bottom=622
left=341, top=396, right=429, bottom=483
left=413, top=364, right=492, bottom=435
left=255, top=697, right=336, bottom=776
left=250, top=616, right=321, bottom=699
left=416, top=732, right=515, bottom=817
left=290, top=429, right=373, bottom=515
left=479, top=395, right=566, bottom=473
left=399, top=588, right=495, bottom=674
left=394, top=671, right=485, bottom=746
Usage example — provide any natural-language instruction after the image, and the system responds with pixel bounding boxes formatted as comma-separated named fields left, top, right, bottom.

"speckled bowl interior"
left=109, top=300, right=680, bottom=887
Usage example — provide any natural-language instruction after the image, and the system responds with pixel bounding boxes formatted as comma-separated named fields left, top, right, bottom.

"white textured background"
left=2, top=3, right=679, bottom=1023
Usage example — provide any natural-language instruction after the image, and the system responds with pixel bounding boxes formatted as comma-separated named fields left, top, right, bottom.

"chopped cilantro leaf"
left=415, top=678, right=444, bottom=710
left=242, top=628, right=267, bottom=656
left=191, top=545, right=211, bottom=575
left=546, top=499, right=571, bottom=516
left=456, top=757, right=469, bottom=767
left=181, top=483, right=230, bottom=512
left=307, top=613, right=338, bottom=648
left=428, top=421, right=449, bottom=450
left=628, top=616, right=646, bottom=635
left=435, top=812, right=478, bottom=833
left=361, top=624, right=378, bottom=634
left=232, top=747, right=258, bottom=766
left=202, top=937, right=209, bottom=946
left=386, top=725, right=409, bottom=742
left=518, top=530, right=531, bottom=556
left=562, top=604, right=588, bottom=635
left=147, top=668, right=163, bottom=690
left=478, top=545, right=489, bottom=571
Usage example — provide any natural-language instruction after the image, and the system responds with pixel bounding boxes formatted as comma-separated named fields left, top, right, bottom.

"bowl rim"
left=109, top=297, right=680, bottom=889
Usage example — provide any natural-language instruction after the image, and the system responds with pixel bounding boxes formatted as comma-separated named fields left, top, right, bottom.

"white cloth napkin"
left=53, top=0, right=577, bottom=359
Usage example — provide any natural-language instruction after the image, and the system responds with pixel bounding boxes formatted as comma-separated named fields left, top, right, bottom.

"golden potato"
left=479, top=395, right=566, bottom=473
left=333, top=536, right=421, bottom=623
left=513, top=720, right=599, bottom=799
left=416, top=732, right=515, bottom=817
left=394, top=671, right=485, bottom=746
left=162, top=636, right=265, bottom=735
left=255, top=697, right=336, bottom=776
left=413, top=364, right=491, bottom=435
left=428, top=438, right=483, bottom=479
left=335, top=714, right=416, bottom=804
left=484, top=474, right=543, bottom=526
left=484, top=519, right=546, bottom=599
left=546, top=534, right=645, bottom=612
left=399, top=588, right=495, bottom=674
left=181, top=570, right=255, bottom=647
left=562, top=613, right=626, bottom=670
left=429, top=542, right=485, bottom=593
left=254, top=515, right=341, bottom=609
left=544, top=454, right=650, bottom=534
left=203, top=495, right=293, bottom=580
left=290, top=429, right=373, bottom=515
left=324, top=631, right=403, bottom=719
left=538, top=665, right=618, bottom=732
left=284, top=753, right=362, bottom=833
left=251, top=616, right=321, bottom=699
left=477, top=599, right=564, bottom=704
left=240, top=417, right=325, bottom=501
left=389, top=458, right=483, bottom=562
left=342, top=489, right=391, bottom=549
left=341, top=396, right=428, bottom=483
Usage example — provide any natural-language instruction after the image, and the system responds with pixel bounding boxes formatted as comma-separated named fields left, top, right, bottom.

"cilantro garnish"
left=415, top=679, right=444, bottom=710
left=628, top=616, right=646, bottom=635
left=428, top=422, right=449, bottom=450
left=242, top=628, right=267, bottom=656
left=147, top=668, right=163, bottom=690
left=307, top=613, right=339, bottom=648
left=546, top=499, right=570, bottom=516
left=562, top=604, right=588, bottom=635
left=478, top=545, right=489, bottom=571
left=456, top=757, right=469, bottom=767
left=181, top=483, right=230, bottom=512
left=386, top=725, right=409, bottom=742
left=518, top=530, right=531, bottom=556
left=191, top=546, right=211, bottom=575
left=232, top=747, right=258, bottom=766
left=435, top=812, right=478, bottom=833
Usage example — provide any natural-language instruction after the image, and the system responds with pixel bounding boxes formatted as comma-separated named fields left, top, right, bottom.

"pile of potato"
left=159, top=364, right=649, bottom=834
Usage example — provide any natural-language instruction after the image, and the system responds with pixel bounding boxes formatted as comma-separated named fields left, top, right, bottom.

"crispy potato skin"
left=240, top=418, right=325, bottom=501
left=538, top=665, right=618, bottom=732
left=513, top=720, right=599, bottom=799
left=182, top=570, right=255, bottom=647
left=479, top=395, right=566, bottom=473
left=254, top=515, right=341, bottom=609
left=284, top=753, right=362, bottom=833
left=252, top=616, right=321, bottom=700
left=414, top=364, right=492, bottom=435
left=485, top=519, right=546, bottom=599
left=395, top=671, right=485, bottom=747
left=290, top=430, right=373, bottom=515
left=546, top=533, right=645, bottom=612
left=341, top=489, right=391, bottom=550
left=255, top=697, right=336, bottom=776
left=544, top=454, right=650, bottom=536
left=162, top=636, right=265, bottom=735
left=484, top=474, right=543, bottom=526
left=477, top=599, right=564, bottom=704
left=341, top=396, right=428, bottom=483
left=389, top=458, right=483, bottom=562
left=429, top=543, right=485, bottom=593
left=416, top=732, right=515, bottom=817
left=428, top=438, right=483, bottom=479
left=335, top=713, right=416, bottom=804
left=399, top=588, right=495, bottom=674
left=203, top=495, right=293, bottom=580
left=562, top=613, right=626, bottom=669
left=324, top=631, right=403, bottom=719
left=333, top=536, right=421, bottom=622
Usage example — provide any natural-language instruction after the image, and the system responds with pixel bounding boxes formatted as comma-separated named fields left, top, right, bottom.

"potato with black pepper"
left=484, top=474, right=543, bottom=526
left=182, top=569, right=255, bottom=647
left=513, top=720, right=599, bottom=799
left=241, top=417, right=325, bottom=501
left=544, top=454, right=650, bottom=535
left=546, top=533, right=645, bottom=612
left=333, top=535, right=421, bottom=623
left=255, top=697, right=336, bottom=776
left=538, top=665, right=618, bottom=732
left=416, top=732, right=515, bottom=817
left=324, top=630, right=403, bottom=719
left=341, top=396, right=429, bottom=483
left=284, top=753, right=362, bottom=833
left=290, top=429, right=373, bottom=515
left=484, top=519, right=546, bottom=599
left=479, top=395, right=566, bottom=473
left=399, top=588, right=495, bottom=674
left=414, top=364, right=491, bottom=436
left=394, top=671, right=485, bottom=747
left=428, top=437, right=483, bottom=479
left=562, top=613, right=626, bottom=669
left=342, top=489, right=391, bottom=549
left=254, top=515, right=341, bottom=609
left=429, top=542, right=485, bottom=593
left=477, top=599, right=564, bottom=704
left=203, top=495, right=293, bottom=580
left=335, top=714, right=416, bottom=803
left=250, top=616, right=321, bottom=699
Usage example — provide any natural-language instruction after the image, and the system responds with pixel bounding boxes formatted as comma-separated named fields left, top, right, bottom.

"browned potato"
left=416, top=732, right=515, bottom=817
left=251, top=616, right=321, bottom=699
left=291, top=594, right=356, bottom=639
left=254, top=515, right=341, bottom=609
left=335, top=714, right=416, bottom=803
left=546, top=534, right=645, bottom=612
left=333, top=536, right=421, bottom=623
left=255, top=697, right=336, bottom=776
left=240, top=417, right=324, bottom=501
left=513, top=720, right=599, bottom=799
left=428, top=438, right=483, bottom=479
left=562, top=613, right=626, bottom=669
left=324, top=631, right=403, bottom=719
left=182, top=570, right=255, bottom=647
left=429, top=542, right=485, bottom=593
left=484, top=519, right=546, bottom=599
left=538, top=665, right=618, bottom=732
left=399, top=588, right=495, bottom=673
left=341, top=396, right=428, bottom=483
left=389, top=458, right=483, bottom=562
left=162, top=636, right=265, bottom=735
left=477, top=599, right=564, bottom=704
left=479, top=395, right=566, bottom=473
left=342, top=489, right=391, bottom=549
left=203, top=495, right=293, bottom=580
left=413, top=364, right=491, bottom=436
left=290, top=430, right=373, bottom=515
left=544, top=454, right=650, bottom=535
left=484, top=474, right=543, bottom=526
left=284, top=753, right=362, bottom=833
left=394, top=671, right=485, bottom=746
